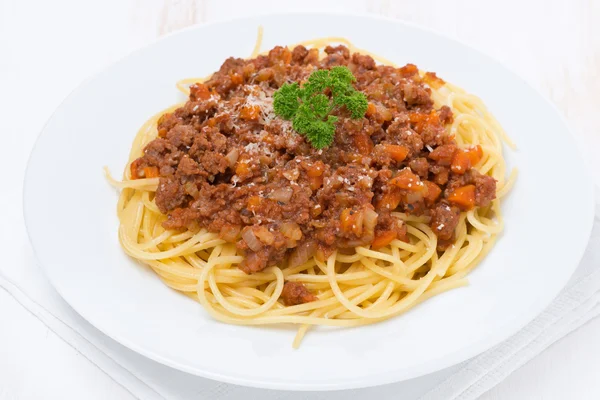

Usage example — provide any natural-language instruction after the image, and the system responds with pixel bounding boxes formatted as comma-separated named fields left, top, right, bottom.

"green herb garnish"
left=273, top=66, right=368, bottom=149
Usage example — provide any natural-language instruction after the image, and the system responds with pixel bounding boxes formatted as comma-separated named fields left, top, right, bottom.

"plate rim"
left=23, top=11, right=596, bottom=390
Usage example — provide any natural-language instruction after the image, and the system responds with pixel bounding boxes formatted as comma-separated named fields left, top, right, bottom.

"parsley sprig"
left=273, top=66, right=368, bottom=149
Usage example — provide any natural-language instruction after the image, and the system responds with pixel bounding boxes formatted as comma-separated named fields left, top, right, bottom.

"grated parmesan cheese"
left=244, top=142, right=260, bottom=153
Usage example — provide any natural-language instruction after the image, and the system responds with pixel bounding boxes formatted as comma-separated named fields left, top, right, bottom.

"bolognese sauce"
left=129, top=44, right=496, bottom=277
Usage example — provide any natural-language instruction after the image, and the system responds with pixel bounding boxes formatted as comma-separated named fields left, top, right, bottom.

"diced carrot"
left=376, top=190, right=402, bottom=210
left=451, top=151, right=471, bottom=174
left=422, top=72, right=445, bottom=89
left=269, top=47, right=292, bottom=65
left=423, top=180, right=442, bottom=203
left=339, top=208, right=364, bottom=235
left=308, top=175, right=323, bottom=191
left=247, top=196, right=262, bottom=211
left=371, top=230, right=397, bottom=250
left=281, top=48, right=292, bottom=65
left=347, top=153, right=363, bottom=163
left=367, top=103, right=392, bottom=122
left=311, top=204, right=322, bottom=218
left=143, top=166, right=159, bottom=178
left=156, top=113, right=171, bottom=137
left=229, top=73, right=243, bottom=85
left=235, top=159, right=252, bottom=178
left=129, top=159, right=142, bottom=179
left=448, top=185, right=476, bottom=210
left=354, top=132, right=373, bottom=155
left=408, top=112, right=427, bottom=125
left=340, top=208, right=354, bottom=233
left=189, top=83, right=211, bottom=100
left=261, top=132, right=275, bottom=145
left=398, top=63, right=418, bottom=77
left=389, top=169, right=423, bottom=192
left=306, top=161, right=325, bottom=177
left=464, top=145, right=483, bottom=166
left=240, top=104, right=261, bottom=121
left=365, top=102, right=378, bottom=117
left=384, top=144, right=409, bottom=162
left=408, top=110, right=440, bottom=133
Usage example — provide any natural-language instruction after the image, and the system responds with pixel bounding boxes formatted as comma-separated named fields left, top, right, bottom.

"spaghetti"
left=106, top=28, right=516, bottom=348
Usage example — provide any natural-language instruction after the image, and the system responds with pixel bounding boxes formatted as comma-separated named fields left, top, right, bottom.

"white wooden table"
left=2, top=0, right=599, bottom=398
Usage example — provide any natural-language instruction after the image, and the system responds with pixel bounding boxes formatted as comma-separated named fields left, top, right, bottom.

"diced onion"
left=184, top=181, right=199, bottom=198
left=254, top=226, right=274, bottom=245
left=343, top=235, right=373, bottom=248
left=281, top=221, right=302, bottom=240
left=376, top=103, right=393, bottom=121
left=405, top=191, right=423, bottom=204
left=256, top=68, right=273, bottom=82
left=335, top=192, right=350, bottom=207
left=225, top=148, right=239, bottom=167
left=219, top=224, right=241, bottom=242
left=363, top=207, right=379, bottom=235
left=353, top=209, right=364, bottom=236
left=288, top=240, right=316, bottom=268
left=242, top=228, right=262, bottom=252
left=283, top=169, right=299, bottom=181
left=268, top=187, right=293, bottom=203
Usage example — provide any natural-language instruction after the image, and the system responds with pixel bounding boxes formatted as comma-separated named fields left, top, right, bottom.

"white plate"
left=24, top=13, right=594, bottom=390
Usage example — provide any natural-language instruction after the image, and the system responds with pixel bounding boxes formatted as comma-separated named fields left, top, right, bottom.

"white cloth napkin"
left=2, top=195, right=598, bottom=400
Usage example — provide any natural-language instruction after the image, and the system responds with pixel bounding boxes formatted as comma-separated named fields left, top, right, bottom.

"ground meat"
left=351, top=53, right=376, bottom=70
left=157, top=113, right=181, bottom=137
left=291, top=45, right=308, bottom=63
left=143, top=138, right=180, bottom=167
left=321, top=45, right=351, bottom=67
left=420, top=119, right=447, bottom=147
left=386, top=118, right=423, bottom=156
left=166, top=125, right=196, bottom=149
left=324, top=45, right=350, bottom=58
left=199, top=151, right=228, bottom=175
left=129, top=45, right=497, bottom=275
left=375, top=211, right=408, bottom=242
left=439, top=105, right=454, bottom=124
left=162, top=207, right=201, bottom=231
left=430, top=202, right=461, bottom=242
left=237, top=232, right=288, bottom=274
left=409, top=157, right=430, bottom=178
left=155, top=178, right=187, bottom=213
left=402, top=81, right=433, bottom=108
left=280, top=282, right=317, bottom=306
left=428, top=144, right=456, bottom=166
left=177, top=156, right=204, bottom=177
left=303, top=48, right=319, bottom=65
left=430, top=164, right=450, bottom=185
left=446, top=170, right=497, bottom=207
left=472, top=171, right=497, bottom=207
